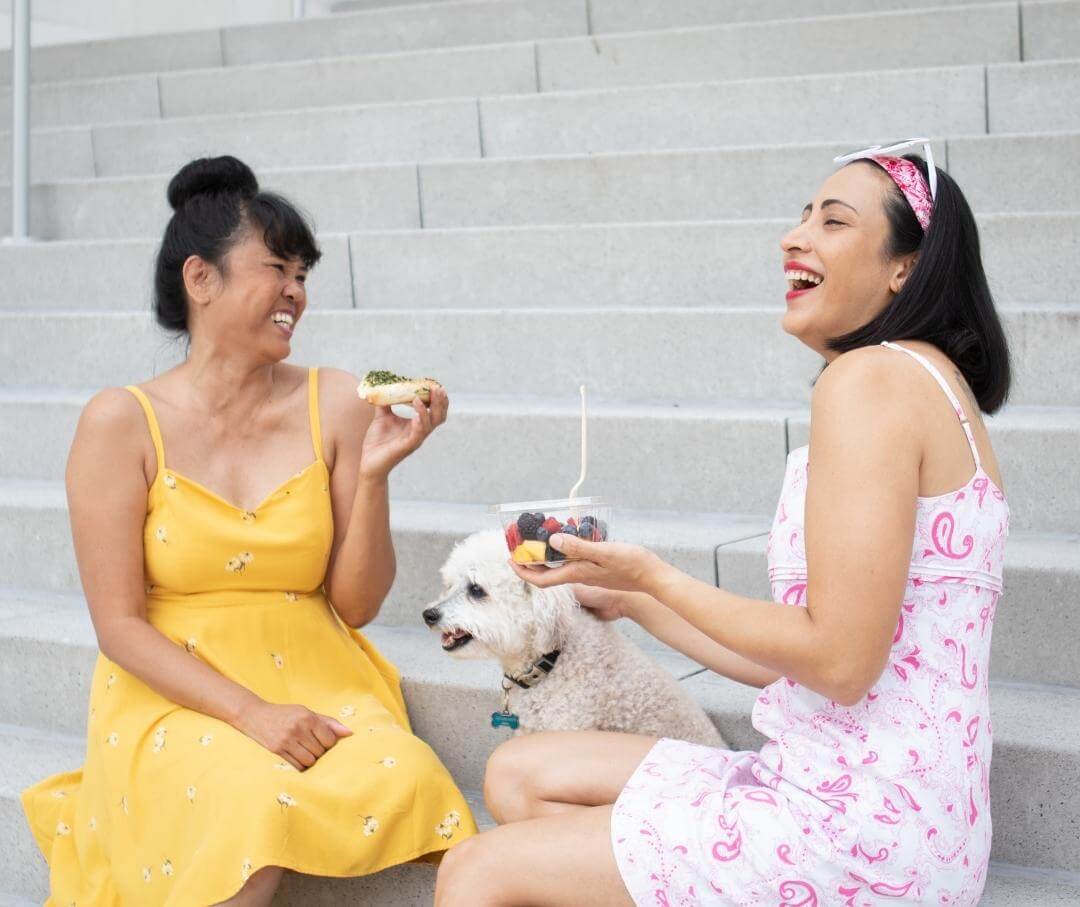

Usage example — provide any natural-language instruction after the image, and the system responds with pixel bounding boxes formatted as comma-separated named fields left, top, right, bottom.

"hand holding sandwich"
left=356, top=371, right=448, bottom=481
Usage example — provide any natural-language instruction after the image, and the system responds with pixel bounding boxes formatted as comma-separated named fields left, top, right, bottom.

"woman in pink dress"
left=434, top=145, right=1012, bottom=906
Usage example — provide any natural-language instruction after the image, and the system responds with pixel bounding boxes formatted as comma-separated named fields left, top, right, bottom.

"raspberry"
left=566, top=517, right=578, bottom=528
left=505, top=523, right=522, bottom=550
left=542, top=517, right=562, bottom=535
left=591, top=527, right=603, bottom=542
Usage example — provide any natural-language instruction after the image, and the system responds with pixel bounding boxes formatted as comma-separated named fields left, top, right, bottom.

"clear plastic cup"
left=492, top=497, right=612, bottom=568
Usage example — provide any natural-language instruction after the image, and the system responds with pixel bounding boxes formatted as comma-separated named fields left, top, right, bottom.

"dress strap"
left=880, top=341, right=981, bottom=470
left=124, top=385, right=166, bottom=474
left=307, top=367, right=324, bottom=462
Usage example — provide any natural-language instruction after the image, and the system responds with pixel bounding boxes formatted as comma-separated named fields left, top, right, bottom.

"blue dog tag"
left=491, top=711, right=520, bottom=730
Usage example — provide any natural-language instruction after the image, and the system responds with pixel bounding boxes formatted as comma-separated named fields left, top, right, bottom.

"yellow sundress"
left=21, top=366, right=477, bottom=905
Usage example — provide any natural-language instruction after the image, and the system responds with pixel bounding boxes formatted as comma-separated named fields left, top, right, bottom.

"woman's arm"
left=69, top=390, right=349, bottom=770
left=319, top=369, right=448, bottom=628
left=593, top=589, right=782, bottom=688
left=516, top=349, right=920, bottom=706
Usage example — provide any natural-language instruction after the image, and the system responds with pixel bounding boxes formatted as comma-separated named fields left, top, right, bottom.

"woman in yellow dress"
left=21, top=155, right=477, bottom=906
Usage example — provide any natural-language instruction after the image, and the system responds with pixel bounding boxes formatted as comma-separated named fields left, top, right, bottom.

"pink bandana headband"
left=869, top=155, right=934, bottom=232
left=833, top=139, right=938, bottom=233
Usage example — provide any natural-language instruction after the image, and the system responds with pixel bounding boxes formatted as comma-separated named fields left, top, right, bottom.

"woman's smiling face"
left=779, top=162, right=917, bottom=360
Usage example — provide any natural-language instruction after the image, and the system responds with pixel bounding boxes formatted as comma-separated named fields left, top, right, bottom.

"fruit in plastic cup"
left=492, top=497, right=612, bottom=568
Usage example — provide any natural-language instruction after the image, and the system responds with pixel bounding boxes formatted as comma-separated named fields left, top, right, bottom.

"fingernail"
left=550, top=534, right=565, bottom=550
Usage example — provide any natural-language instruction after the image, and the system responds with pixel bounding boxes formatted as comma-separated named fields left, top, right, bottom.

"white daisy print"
left=185, top=638, right=197, bottom=655
left=242, top=511, right=256, bottom=523
left=445, top=811, right=462, bottom=827
left=152, top=727, right=167, bottom=753
left=270, top=652, right=284, bottom=669
left=274, top=761, right=295, bottom=772
left=106, top=732, right=119, bottom=747
left=163, top=474, right=177, bottom=490
left=362, top=816, right=379, bottom=836
left=199, top=734, right=213, bottom=747
left=142, top=867, right=152, bottom=883
left=185, top=785, right=197, bottom=804
left=241, top=858, right=253, bottom=883
left=89, top=816, right=97, bottom=832
left=120, top=795, right=129, bottom=815
left=339, top=705, right=356, bottom=719
left=377, top=757, right=397, bottom=768
left=155, top=526, right=168, bottom=544
left=284, top=591, right=299, bottom=602
left=277, top=792, right=295, bottom=810
left=436, top=822, right=453, bottom=840
left=56, top=821, right=71, bottom=836
left=51, top=789, right=67, bottom=799
left=162, top=859, right=174, bottom=877
left=106, top=673, right=117, bottom=691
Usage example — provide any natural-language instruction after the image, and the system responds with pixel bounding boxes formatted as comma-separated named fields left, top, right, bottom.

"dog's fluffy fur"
left=424, top=530, right=726, bottom=747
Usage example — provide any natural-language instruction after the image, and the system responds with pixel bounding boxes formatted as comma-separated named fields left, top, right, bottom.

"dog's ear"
left=528, top=582, right=577, bottom=650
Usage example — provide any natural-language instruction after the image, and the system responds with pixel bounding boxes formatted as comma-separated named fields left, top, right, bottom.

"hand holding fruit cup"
left=509, top=532, right=666, bottom=596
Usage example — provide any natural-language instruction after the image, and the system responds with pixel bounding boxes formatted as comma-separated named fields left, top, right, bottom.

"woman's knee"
left=435, top=837, right=502, bottom=907
left=483, top=735, right=543, bottom=824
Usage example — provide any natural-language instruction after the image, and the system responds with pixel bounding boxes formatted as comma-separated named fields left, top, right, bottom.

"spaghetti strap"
left=124, top=385, right=166, bottom=474
left=880, top=341, right=982, bottom=470
left=308, top=367, right=324, bottom=463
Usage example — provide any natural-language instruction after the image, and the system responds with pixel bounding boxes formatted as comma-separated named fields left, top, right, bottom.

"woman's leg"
left=435, top=805, right=634, bottom=907
left=210, top=865, right=285, bottom=907
left=484, top=730, right=657, bottom=824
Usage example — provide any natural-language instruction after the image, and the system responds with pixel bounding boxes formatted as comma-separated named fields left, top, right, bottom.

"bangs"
left=246, top=191, right=322, bottom=269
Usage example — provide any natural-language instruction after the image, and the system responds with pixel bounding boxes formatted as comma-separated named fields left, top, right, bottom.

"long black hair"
left=153, top=155, right=321, bottom=336
left=826, top=155, right=1011, bottom=414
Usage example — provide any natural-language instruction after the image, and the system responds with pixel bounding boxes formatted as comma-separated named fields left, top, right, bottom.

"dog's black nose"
left=422, top=607, right=441, bottom=626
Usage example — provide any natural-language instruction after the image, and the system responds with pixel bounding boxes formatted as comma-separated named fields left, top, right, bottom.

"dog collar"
left=504, top=649, right=561, bottom=689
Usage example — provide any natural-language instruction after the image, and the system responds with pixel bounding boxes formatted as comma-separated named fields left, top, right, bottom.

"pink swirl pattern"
left=610, top=344, right=1009, bottom=905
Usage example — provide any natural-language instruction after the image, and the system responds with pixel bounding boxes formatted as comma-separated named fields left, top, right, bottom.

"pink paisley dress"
left=611, top=341, right=1010, bottom=905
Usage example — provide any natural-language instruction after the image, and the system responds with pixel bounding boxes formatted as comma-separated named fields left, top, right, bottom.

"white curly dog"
left=423, top=529, right=725, bottom=747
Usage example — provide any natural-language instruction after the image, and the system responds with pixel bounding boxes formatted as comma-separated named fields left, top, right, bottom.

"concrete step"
left=0, top=0, right=586, bottom=86
left=0, top=306, right=1076, bottom=406
left=537, top=2, right=1024, bottom=92
left=11, top=12, right=1071, bottom=132
left=1, top=609, right=1078, bottom=873
left=2, top=389, right=1078, bottom=533
left=14, top=58, right=1080, bottom=183
left=9, top=64, right=1010, bottom=183
left=3, top=718, right=1079, bottom=906
left=7, top=134, right=1079, bottom=241
left=1, top=483, right=1077, bottom=686
left=2, top=215, right=1077, bottom=314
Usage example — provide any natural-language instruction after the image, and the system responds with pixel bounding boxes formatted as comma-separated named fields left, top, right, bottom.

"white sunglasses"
left=833, top=137, right=938, bottom=200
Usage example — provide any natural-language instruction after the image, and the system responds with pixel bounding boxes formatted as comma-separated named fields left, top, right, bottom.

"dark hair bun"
left=166, top=155, right=258, bottom=211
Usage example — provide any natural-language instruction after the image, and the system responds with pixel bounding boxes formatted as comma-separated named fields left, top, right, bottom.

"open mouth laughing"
left=784, top=262, right=824, bottom=301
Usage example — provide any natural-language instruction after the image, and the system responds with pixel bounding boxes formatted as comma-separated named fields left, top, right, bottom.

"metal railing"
left=8, top=0, right=31, bottom=242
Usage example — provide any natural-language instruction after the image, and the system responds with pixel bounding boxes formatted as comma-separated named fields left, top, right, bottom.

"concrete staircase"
left=2, top=0, right=1080, bottom=902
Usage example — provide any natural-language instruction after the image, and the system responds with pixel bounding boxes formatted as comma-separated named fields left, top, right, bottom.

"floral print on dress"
left=225, top=551, right=254, bottom=574
left=361, top=816, right=379, bottom=837
left=152, top=727, right=167, bottom=754
left=155, top=526, right=168, bottom=545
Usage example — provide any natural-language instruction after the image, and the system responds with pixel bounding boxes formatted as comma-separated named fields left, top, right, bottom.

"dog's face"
left=423, top=530, right=576, bottom=662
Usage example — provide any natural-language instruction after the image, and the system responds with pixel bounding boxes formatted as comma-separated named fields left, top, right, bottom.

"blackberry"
left=517, top=512, right=544, bottom=541
left=577, top=523, right=594, bottom=539
left=546, top=544, right=567, bottom=562
left=579, top=516, right=596, bottom=528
